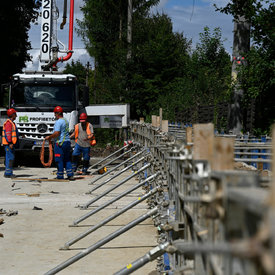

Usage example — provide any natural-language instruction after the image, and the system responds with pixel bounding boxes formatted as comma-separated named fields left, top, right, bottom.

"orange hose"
left=40, top=139, right=53, bottom=167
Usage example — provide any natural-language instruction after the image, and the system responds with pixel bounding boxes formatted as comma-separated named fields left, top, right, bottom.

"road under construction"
left=0, top=120, right=274, bottom=275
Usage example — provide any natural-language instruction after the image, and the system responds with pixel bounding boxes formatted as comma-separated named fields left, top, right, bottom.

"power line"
left=29, top=47, right=87, bottom=50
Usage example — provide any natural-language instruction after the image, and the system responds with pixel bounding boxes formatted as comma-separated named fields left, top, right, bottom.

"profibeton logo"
left=19, top=116, right=28, bottom=123
left=19, top=116, right=55, bottom=122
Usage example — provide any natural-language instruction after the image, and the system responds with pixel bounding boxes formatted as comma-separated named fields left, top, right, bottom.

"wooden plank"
left=159, top=108, right=163, bottom=130
left=186, top=127, right=192, bottom=144
left=212, top=137, right=234, bottom=171
left=156, top=116, right=160, bottom=127
left=193, top=123, right=214, bottom=161
left=151, top=115, right=157, bottom=127
left=161, top=120, right=168, bottom=133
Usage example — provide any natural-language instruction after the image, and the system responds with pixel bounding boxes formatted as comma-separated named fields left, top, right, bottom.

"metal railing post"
left=44, top=207, right=158, bottom=275
left=79, top=163, right=151, bottom=210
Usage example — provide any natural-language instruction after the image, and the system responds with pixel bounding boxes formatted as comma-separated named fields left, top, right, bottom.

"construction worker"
left=1, top=108, right=19, bottom=178
left=45, top=106, right=74, bottom=180
left=70, top=113, right=95, bottom=175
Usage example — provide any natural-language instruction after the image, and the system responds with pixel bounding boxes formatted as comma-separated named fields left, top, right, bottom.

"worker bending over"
left=2, top=108, right=19, bottom=178
left=70, top=113, right=95, bottom=175
left=45, top=106, right=74, bottom=180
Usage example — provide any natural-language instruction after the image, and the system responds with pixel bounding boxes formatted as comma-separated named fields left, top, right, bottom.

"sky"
left=25, top=0, right=234, bottom=71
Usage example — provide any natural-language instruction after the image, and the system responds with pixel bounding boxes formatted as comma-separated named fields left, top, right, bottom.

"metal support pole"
left=44, top=207, right=158, bottom=275
left=72, top=172, right=158, bottom=226
left=88, top=144, right=131, bottom=171
left=91, top=147, right=136, bottom=175
left=88, top=155, right=149, bottom=193
left=92, top=147, right=135, bottom=174
left=171, top=240, right=252, bottom=255
left=89, top=148, right=147, bottom=185
left=113, top=242, right=169, bottom=275
left=62, top=186, right=160, bottom=249
left=80, top=163, right=151, bottom=209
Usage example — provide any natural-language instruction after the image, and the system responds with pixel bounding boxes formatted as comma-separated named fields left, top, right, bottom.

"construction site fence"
left=128, top=121, right=275, bottom=275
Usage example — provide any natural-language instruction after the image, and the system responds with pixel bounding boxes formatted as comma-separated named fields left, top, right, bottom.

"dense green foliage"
left=64, top=61, right=87, bottom=85
left=67, top=0, right=274, bottom=134
left=76, top=1, right=231, bottom=126
left=216, top=0, right=275, bottom=133
left=0, top=1, right=41, bottom=85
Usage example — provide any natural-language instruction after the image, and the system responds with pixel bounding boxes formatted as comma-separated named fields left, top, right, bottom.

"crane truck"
left=0, top=0, right=89, bottom=156
left=0, top=0, right=130, bottom=161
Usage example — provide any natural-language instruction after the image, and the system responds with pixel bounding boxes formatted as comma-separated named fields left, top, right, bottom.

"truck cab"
left=0, top=71, right=87, bottom=152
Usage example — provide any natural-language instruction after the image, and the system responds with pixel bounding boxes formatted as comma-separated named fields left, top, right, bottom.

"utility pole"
left=86, top=61, right=90, bottom=87
left=127, top=0, right=132, bottom=60
left=93, top=60, right=97, bottom=104
left=228, top=15, right=250, bottom=135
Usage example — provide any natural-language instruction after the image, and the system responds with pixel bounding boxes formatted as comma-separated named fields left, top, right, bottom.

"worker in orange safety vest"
left=70, top=113, right=95, bottom=175
left=1, top=108, right=19, bottom=178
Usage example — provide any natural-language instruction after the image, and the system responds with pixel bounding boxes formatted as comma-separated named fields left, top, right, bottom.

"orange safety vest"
left=2, top=119, right=18, bottom=145
left=75, top=122, right=96, bottom=146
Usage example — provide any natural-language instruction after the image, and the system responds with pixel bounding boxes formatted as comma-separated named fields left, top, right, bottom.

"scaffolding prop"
left=73, top=165, right=154, bottom=225
left=87, top=154, right=150, bottom=193
left=88, top=143, right=131, bottom=171
left=89, top=148, right=147, bottom=186
left=62, top=185, right=161, bottom=250
left=113, top=242, right=170, bottom=275
left=44, top=207, right=158, bottom=275
left=90, top=146, right=137, bottom=175
left=78, top=162, right=151, bottom=210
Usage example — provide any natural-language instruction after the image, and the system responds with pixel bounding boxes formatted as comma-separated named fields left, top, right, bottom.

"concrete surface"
left=0, top=159, right=158, bottom=275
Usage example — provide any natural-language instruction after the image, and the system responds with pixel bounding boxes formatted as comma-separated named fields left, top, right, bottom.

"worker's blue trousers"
left=4, top=146, right=15, bottom=176
left=72, top=143, right=90, bottom=173
left=54, top=141, right=74, bottom=179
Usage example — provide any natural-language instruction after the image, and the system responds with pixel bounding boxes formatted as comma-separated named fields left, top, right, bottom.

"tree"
left=191, top=27, right=231, bottom=105
left=0, top=1, right=41, bottom=85
left=63, top=61, right=87, bottom=85
left=127, top=13, right=191, bottom=119
left=77, top=0, right=160, bottom=106
left=216, top=0, right=275, bottom=134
